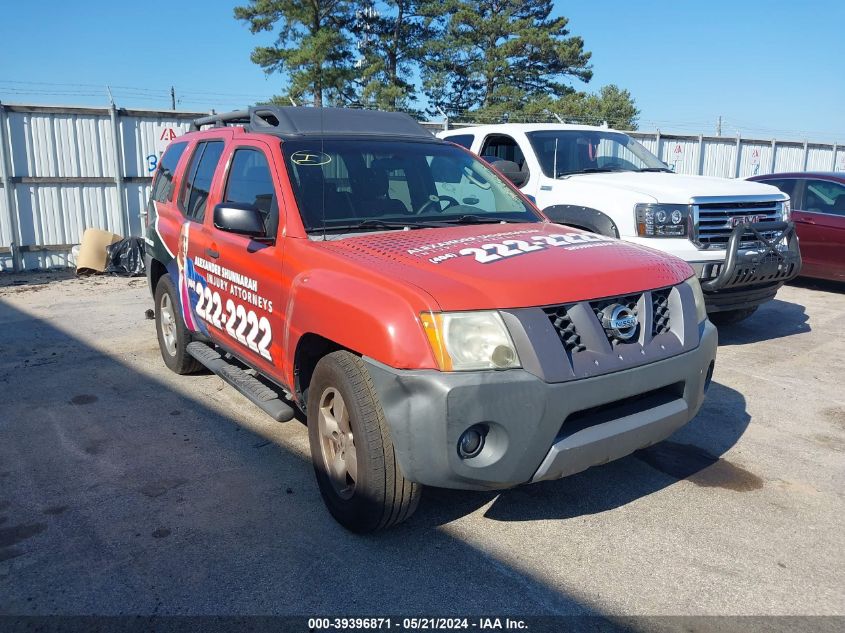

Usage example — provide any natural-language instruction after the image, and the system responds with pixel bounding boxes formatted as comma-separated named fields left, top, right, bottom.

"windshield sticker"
left=290, top=150, right=332, bottom=166
left=406, top=230, right=613, bottom=264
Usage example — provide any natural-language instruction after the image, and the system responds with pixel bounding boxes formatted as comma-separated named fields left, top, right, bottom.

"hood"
left=317, top=223, right=692, bottom=311
left=563, top=172, right=786, bottom=204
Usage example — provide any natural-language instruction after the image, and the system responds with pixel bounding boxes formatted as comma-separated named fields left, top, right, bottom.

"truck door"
left=201, top=140, right=287, bottom=377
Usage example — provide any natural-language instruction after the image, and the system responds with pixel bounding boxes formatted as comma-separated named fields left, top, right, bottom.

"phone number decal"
left=194, top=285, right=273, bottom=361
left=430, top=232, right=612, bottom=264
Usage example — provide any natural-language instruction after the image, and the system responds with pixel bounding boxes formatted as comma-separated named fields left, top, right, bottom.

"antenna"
left=289, top=96, right=297, bottom=107
left=320, top=95, right=326, bottom=241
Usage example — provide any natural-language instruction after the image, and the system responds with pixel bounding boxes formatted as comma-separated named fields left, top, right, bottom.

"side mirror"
left=213, top=203, right=266, bottom=238
left=489, top=159, right=528, bottom=188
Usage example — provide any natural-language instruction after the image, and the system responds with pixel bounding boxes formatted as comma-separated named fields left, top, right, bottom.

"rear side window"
left=761, top=178, right=798, bottom=201
left=151, top=141, right=188, bottom=203
left=180, top=140, right=225, bottom=221
left=444, top=134, right=474, bottom=149
left=224, top=148, right=280, bottom=238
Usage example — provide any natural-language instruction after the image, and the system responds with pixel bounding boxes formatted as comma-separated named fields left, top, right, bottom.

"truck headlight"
left=420, top=311, right=521, bottom=371
left=782, top=199, right=791, bottom=221
left=684, top=276, right=707, bottom=323
left=635, top=203, right=690, bottom=237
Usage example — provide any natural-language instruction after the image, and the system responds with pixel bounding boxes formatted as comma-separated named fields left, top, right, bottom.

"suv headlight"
left=782, top=198, right=791, bottom=221
left=635, top=203, right=690, bottom=237
left=684, top=275, right=707, bottom=323
left=421, top=311, right=521, bottom=371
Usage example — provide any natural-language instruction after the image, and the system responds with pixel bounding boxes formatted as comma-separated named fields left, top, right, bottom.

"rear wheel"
left=307, top=351, right=421, bottom=532
left=155, top=274, right=201, bottom=375
left=709, top=306, right=758, bottom=326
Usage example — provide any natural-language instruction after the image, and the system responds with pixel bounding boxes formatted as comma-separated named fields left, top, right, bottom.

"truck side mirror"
left=213, top=203, right=266, bottom=238
left=488, top=159, right=528, bottom=188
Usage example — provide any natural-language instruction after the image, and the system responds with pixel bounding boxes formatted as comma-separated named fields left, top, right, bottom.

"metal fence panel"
left=806, top=145, right=833, bottom=171
left=7, top=110, right=117, bottom=178
left=121, top=116, right=194, bottom=179
left=14, top=183, right=122, bottom=246
left=701, top=140, right=736, bottom=179
left=773, top=144, right=804, bottom=172
left=658, top=137, right=699, bottom=174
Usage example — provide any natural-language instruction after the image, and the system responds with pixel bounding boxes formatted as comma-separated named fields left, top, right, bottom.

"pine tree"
left=420, top=0, right=592, bottom=117
left=234, top=0, right=358, bottom=107
left=353, top=1, right=432, bottom=112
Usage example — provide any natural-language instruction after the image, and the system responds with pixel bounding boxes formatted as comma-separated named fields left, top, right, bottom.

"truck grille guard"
left=699, top=221, right=801, bottom=292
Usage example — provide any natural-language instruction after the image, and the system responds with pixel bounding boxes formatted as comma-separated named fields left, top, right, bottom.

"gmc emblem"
left=730, top=214, right=765, bottom=228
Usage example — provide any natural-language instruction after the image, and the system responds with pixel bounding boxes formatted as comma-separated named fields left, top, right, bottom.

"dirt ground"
left=0, top=272, right=843, bottom=622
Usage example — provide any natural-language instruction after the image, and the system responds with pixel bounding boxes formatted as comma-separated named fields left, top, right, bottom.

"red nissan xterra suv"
left=145, top=107, right=718, bottom=532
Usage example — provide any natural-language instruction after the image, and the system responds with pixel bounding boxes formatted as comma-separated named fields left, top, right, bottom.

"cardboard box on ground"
left=76, top=229, right=122, bottom=275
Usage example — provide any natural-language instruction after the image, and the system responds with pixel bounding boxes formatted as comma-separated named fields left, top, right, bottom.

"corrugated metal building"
left=0, top=103, right=203, bottom=271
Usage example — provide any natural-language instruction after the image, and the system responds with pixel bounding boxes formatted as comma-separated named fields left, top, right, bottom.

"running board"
left=186, top=342, right=295, bottom=422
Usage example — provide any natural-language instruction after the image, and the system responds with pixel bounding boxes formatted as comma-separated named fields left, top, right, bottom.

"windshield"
left=281, top=139, right=540, bottom=233
left=526, top=130, right=667, bottom=178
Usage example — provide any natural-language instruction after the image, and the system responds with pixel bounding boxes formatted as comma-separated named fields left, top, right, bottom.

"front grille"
left=545, top=306, right=585, bottom=353
left=694, top=199, right=782, bottom=248
left=652, top=289, right=671, bottom=336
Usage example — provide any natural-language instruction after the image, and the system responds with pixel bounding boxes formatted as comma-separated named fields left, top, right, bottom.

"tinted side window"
left=760, top=178, right=797, bottom=201
left=480, top=135, right=526, bottom=170
left=152, top=141, right=188, bottom=203
left=224, top=149, right=279, bottom=237
left=181, top=141, right=225, bottom=221
left=444, top=134, right=474, bottom=149
left=804, top=179, right=845, bottom=216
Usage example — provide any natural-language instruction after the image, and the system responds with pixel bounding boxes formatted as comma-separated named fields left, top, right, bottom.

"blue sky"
left=1, top=0, right=842, bottom=142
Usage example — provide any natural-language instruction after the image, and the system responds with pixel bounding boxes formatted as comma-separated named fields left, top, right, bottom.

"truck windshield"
left=281, top=139, right=540, bottom=233
left=526, top=130, right=669, bottom=178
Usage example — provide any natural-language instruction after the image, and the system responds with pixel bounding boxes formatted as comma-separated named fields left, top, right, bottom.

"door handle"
left=205, top=247, right=220, bottom=259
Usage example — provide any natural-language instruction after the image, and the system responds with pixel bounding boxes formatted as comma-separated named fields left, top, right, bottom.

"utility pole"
left=716, top=115, right=722, bottom=137
left=170, top=86, right=176, bottom=110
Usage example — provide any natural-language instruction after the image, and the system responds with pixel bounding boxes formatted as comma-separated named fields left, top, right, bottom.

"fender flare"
left=541, top=205, right=620, bottom=238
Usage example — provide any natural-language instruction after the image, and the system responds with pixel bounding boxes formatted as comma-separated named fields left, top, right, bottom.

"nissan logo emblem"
left=601, top=304, right=639, bottom=341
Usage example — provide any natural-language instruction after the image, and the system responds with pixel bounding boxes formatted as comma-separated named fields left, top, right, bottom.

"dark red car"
left=749, top=172, right=845, bottom=281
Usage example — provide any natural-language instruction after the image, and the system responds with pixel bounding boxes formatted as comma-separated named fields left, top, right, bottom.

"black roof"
left=190, top=106, right=435, bottom=140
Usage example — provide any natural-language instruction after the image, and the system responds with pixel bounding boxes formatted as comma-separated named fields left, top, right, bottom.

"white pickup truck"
left=438, top=124, right=801, bottom=324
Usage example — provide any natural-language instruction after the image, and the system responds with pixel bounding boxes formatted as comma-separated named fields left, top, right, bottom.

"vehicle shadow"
left=0, top=296, right=623, bottom=620
left=406, top=381, right=751, bottom=526
left=715, top=298, right=809, bottom=346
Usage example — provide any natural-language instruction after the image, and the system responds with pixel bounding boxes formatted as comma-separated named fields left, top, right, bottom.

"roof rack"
left=189, top=109, right=249, bottom=131
left=189, top=106, right=434, bottom=139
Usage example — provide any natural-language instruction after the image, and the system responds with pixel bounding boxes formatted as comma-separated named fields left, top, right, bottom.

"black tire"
left=709, top=306, right=758, bottom=326
left=307, top=351, right=421, bottom=532
left=154, top=274, right=201, bottom=375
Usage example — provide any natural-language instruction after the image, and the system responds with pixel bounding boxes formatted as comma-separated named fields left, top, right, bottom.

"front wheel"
left=307, top=351, right=421, bottom=532
left=708, top=306, right=758, bottom=326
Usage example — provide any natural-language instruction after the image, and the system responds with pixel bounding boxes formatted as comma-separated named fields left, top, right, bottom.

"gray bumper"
left=365, top=321, right=718, bottom=490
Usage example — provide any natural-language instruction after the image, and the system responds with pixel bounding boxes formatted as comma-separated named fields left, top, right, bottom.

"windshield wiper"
left=440, top=215, right=525, bottom=225
left=637, top=167, right=673, bottom=172
left=309, top=219, right=446, bottom=233
left=556, top=167, right=624, bottom=177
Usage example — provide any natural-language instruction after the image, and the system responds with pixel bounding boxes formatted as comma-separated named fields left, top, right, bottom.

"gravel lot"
left=0, top=272, right=843, bottom=621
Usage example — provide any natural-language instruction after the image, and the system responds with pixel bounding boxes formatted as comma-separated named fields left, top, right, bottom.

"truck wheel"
left=154, top=274, right=201, bottom=375
left=709, top=306, right=758, bottom=326
left=307, top=351, right=421, bottom=532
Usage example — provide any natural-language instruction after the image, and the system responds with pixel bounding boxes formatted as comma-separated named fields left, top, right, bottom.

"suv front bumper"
left=364, top=321, right=717, bottom=490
